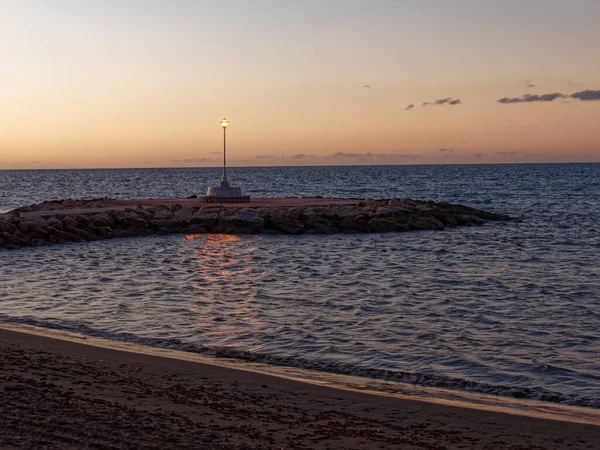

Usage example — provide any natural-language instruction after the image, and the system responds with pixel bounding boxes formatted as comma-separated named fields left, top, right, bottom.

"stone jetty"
left=0, top=197, right=509, bottom=249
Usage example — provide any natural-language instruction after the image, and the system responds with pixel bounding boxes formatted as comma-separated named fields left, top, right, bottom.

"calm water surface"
left=1, top=164, right=599, bottom=407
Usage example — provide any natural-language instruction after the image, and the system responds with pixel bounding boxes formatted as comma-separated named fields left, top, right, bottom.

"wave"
left=2, top=314, right=598, bottom=409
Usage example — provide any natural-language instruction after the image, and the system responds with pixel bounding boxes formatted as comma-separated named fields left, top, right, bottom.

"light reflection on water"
left=187, top=234, right=263, bottom=348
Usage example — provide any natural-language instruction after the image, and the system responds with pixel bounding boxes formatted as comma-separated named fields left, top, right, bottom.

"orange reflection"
left=185, top=233, right=263, bottom=342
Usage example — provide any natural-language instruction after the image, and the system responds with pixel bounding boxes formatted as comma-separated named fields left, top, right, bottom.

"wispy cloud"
left=209, top=151, right=221, bottom=155
left=330, top=152, right=419, bottom=159
left=439, top=148, right=454, bottom=153
left=497, top=89, right=600, bottom=104
left=494, top=151, right=519, bottom=155
left=289, top=153, right=309, bottom=160
left=362, top=84, right=372, bottom=88
left=405, top=104, right=415, bottom=111
left=255, top=154, right=277, bottom=159
left=570, top=89, right=600, bottom=101
left=496, top=93, right=566, bottom=103
left=422, top=97, right=462, bottom=106
left=171, top=158, right=212, bottom=163
left=524, top=80, right=536, bottom=88
left=473, top=152, right=484, bottom=158
left=525, top=152, right=543, bottom=157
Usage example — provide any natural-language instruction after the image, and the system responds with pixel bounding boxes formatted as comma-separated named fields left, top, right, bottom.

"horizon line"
left=1, top=160, right=599, bottom=171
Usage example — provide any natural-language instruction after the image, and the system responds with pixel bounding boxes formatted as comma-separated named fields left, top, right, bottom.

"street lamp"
left=202, top=117, right=250, bottom=203
left=220, top=118, right=230, bottom=186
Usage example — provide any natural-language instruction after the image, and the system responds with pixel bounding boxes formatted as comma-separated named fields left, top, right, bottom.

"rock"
left=188, top=209, right=222, bottom=229
left=217, top=208, right=264, bottom=233
left=181, top=224, right=208, bottom=234
left=17, top=217, right=47, bottom=234
left=368, top=217, right=410, bottom=232
left=341, top=211, right=373, bottom=232
left=124, top=207, right=152, bottom=220
left=149, top=219, right=184, bottom=234
left=1, top=197, right=510, bottom=248
left=46, top=217, right=63, bottom=229
left=0, top=221, right=17, bottom=234
left=173, top=207, right=197, bottom=221
left=388, top=198, right=412, bottom=206
left=149, top=206, right=173, bottom=220
left=62, top=215, right=82, bottom=230
left=51, top=229, right=84, bottom=243
left=186, top=194, right=198, bottom=199
left=301, top=209, right=337, bottom=234
left=1, top=232, right=14, bottom=246
left=92, top=212, right=114, bottom=227
left=88, top=225, right=113, bottom=238
left=374, top=205, right=414, bottom=217
left=120, top=210, right=149, bottom=229
left=408, top=214, right=445, bottom=231
left=266, top=208, right=305, bottom=234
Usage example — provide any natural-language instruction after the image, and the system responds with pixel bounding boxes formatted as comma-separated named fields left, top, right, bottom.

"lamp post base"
left=200, top=195, right=250, bottom=204
left=202, top=184, right=250, bottom=203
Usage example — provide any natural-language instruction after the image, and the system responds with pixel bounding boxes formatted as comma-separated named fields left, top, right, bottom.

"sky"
left=1, top=0, right=599, bottom=169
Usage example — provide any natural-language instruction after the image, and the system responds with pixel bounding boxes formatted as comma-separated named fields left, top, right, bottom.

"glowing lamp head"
left=220, top=118, right=230, bottom=128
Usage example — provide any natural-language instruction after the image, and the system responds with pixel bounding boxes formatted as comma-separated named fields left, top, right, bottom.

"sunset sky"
left=1, top=0, right=599, bottom=169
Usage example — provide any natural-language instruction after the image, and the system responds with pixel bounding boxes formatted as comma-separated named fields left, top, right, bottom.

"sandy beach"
left=1, top=327, right=598, bottom=449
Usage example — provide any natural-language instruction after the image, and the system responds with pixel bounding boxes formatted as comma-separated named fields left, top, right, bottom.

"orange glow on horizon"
left=1, top=2, right=599, bottom=169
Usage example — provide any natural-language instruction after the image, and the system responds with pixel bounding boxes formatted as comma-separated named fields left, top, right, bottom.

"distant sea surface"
left=1, top=164, right=599, bottom=408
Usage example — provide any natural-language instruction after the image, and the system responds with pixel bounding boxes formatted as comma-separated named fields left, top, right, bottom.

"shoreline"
left=0, top=323, right=600, bottom=449
left=2, top=321, right=600, bottom=426
left=2, top=324, right=598, bottom=449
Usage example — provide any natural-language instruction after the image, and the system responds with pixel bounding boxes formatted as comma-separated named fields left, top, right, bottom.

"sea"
left=1, top=164, right=599, bottom=415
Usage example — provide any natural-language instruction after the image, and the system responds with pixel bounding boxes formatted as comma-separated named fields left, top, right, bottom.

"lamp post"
left=203, top=117, right=249, bottom=202
left=220, top=118, right=230, bottom=187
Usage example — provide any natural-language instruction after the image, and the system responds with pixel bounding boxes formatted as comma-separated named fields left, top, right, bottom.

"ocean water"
left=1, top=164, right=599, bottom=409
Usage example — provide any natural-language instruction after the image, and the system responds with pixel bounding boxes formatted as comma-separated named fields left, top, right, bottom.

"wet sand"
left=1, top=328, right=598, bottom=449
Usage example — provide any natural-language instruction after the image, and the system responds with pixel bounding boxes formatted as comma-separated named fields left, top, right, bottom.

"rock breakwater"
left=0, top=198, right=509, bottom=249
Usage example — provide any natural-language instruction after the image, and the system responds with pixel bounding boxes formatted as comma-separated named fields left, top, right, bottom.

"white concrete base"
left=206, top=185, right=243, bottom=197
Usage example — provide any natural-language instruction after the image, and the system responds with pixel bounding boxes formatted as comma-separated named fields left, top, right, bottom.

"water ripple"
left=1, top=163, right=599, bottom=408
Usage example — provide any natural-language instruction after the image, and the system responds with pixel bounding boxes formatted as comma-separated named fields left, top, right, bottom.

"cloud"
left=255, top=154, right=276, bottom=159
left=570, top=89, right=600, bottom=101
left=171, top=158, right=211, bottom=163
left=473, top=152, right=484, bottom=158
left=363, top=84, right=372, bottom=88
left=496, top=93, right=567, bottom=103
left=525, top=152, right=542, bottom=157
left=209, top=151, right=221, bottom=154
left=289, top=153, right=309, bottom=160
left=497, top=89, right=600, bottom=104
left=330, top=152, right=419, bottom=159
left=436, top=97, right=462, bottom=105
left=439, top=148, right=454, bottom=153
left=567, top=80, right=581, bottom=87
left=405, top=104, right=415, bottom=111
left=494, top=151, right=519, bottom=155
left=524, top=80, right=536, bottom=88
left=422, top=97, right=462, bottom=106
left=331, top=152, right=378, bottom=158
